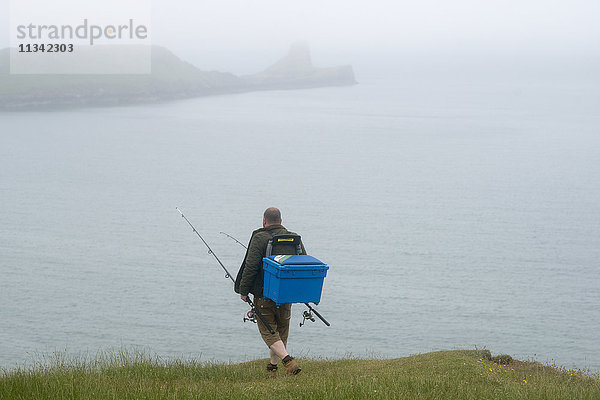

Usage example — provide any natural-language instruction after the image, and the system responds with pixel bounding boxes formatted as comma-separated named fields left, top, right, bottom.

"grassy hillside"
left=0, top=43, right=355, bottom=109
left=1, top=350, right=598, bottom=399
left=0, top=46, right=244, bottom=109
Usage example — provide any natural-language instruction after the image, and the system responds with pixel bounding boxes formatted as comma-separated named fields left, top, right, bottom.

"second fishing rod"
left=177, top=208, right=275, bottom=334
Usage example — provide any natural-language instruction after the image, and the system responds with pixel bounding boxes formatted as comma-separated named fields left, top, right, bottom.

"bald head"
left=263, top=207, right=282, bottom=227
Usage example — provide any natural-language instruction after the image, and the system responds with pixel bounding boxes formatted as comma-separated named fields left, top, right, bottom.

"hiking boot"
left=283, top=357, right=301, bottom=375
left=266, top=363, right=278, bottom=377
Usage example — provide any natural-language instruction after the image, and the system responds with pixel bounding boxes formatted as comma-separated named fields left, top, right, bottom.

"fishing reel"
left=243, top=309, right=257, bottom=324
left=299, top=309, right=316, bottom=327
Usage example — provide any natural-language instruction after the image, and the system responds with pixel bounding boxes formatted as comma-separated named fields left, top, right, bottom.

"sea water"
left=1, top=76, right=599, bottom=371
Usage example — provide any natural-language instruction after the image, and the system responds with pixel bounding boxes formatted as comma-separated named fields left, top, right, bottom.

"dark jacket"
left=235, top=224, right=306, bottom=297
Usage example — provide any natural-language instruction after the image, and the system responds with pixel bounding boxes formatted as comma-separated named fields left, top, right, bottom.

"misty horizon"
left=2, top=0, right=600, bottom=384
left=2, top=0, right=599, bottom=77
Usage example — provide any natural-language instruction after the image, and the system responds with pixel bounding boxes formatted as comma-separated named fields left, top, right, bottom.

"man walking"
left=236, top=207, right=304, bottom=376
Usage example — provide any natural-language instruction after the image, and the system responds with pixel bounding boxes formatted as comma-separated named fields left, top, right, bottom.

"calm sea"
left=1, top=76, right=599, bottom=371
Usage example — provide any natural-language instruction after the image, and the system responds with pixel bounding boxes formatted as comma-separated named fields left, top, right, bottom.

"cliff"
left=242, top=42, right=356, bottom=89
left=0, top=44, right=356, bottom=110
left=0, top=46, right=243, bottom=110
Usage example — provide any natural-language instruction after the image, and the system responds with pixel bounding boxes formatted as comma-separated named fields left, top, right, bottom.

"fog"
left=2, top=0, right=600, bottom=376
left=1, top=0, right=599, bottom=77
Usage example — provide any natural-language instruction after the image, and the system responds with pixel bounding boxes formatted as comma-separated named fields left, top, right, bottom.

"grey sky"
left=151, top=0, right=599, bottom=49
left=2, top=0, right=599, bottom=73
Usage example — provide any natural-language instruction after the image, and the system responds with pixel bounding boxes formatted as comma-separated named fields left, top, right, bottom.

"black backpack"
left=234, top=232, right=303, bottom=294
left=265, top=233, right=303, bottom=257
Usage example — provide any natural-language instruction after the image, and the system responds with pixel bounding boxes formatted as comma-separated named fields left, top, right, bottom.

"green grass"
left=1, top=350, right=599, bottom=399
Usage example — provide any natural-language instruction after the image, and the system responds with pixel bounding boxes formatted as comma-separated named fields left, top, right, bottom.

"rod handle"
left=248, top=299, right=275, bottom=334
left=305, top=303, right=330, bottom=326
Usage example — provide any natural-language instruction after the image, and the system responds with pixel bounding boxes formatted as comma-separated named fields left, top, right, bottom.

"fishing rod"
left=176, top=208, right=275, bottom=334
left=219, top=231, right=246, bottom=249
left=220, top=231, right=330, bottom=327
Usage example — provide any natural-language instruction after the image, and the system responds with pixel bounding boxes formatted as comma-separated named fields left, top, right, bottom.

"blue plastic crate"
left=263, top=255, right=329, bottom=305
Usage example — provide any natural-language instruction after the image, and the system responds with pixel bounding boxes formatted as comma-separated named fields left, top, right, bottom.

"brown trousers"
left=254, top=296, right=292, bottom=348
